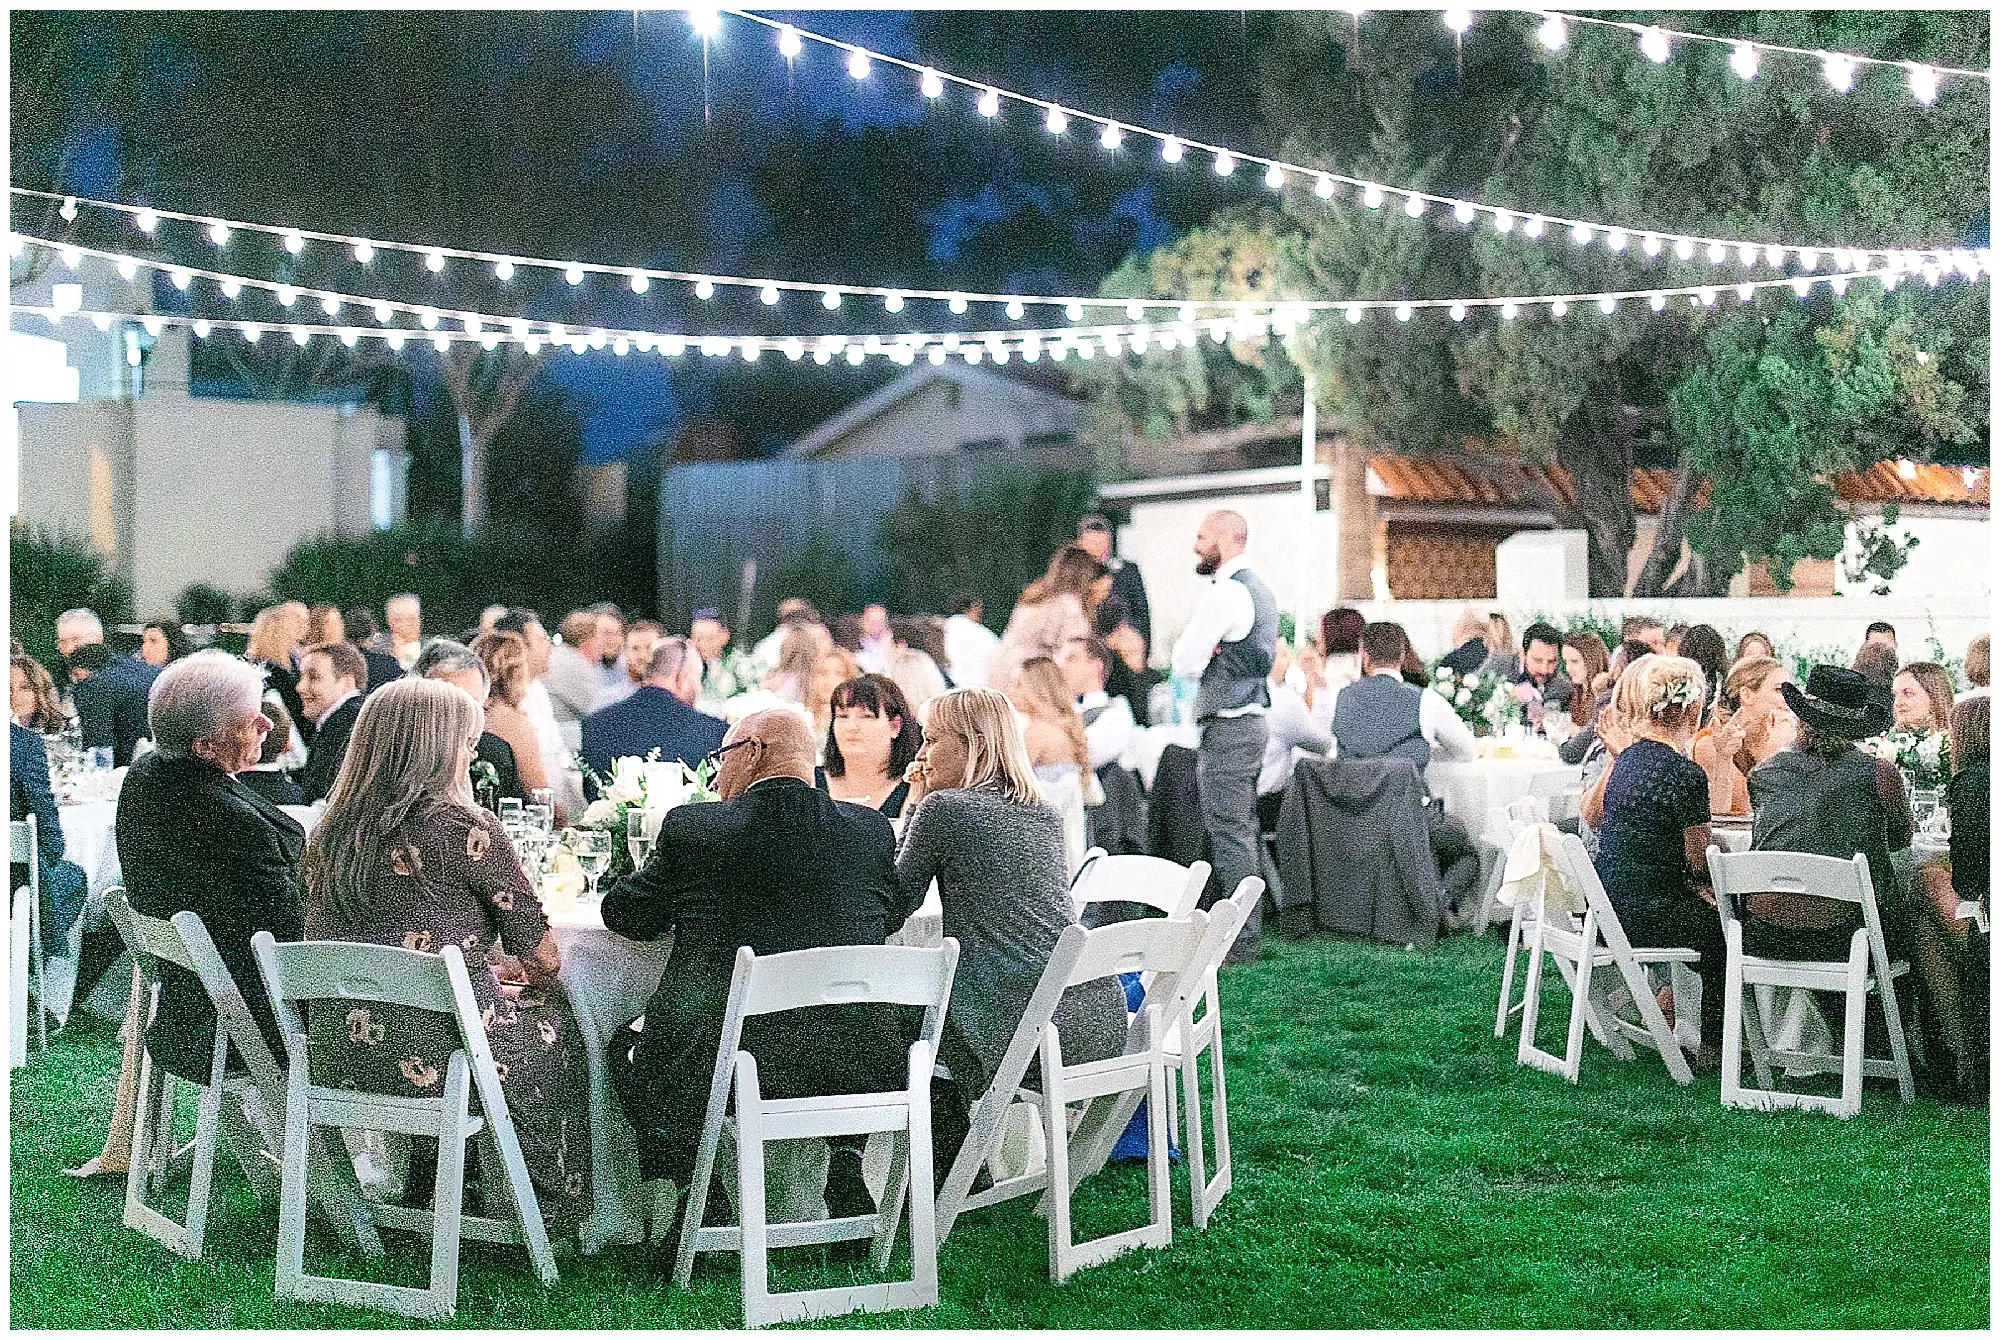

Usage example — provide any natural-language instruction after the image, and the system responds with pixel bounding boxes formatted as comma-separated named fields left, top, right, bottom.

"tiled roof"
left=1368, top=453, right=1987, bottom=513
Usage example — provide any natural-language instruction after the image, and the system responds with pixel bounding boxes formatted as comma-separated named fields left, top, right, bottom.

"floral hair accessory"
left=1650, top=675, right=1699, bottom=715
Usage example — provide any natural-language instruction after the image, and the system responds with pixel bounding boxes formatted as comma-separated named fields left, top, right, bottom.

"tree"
left=9, top=523, right=134, bottom=672
left=875, top=465, right=1096, bottom=625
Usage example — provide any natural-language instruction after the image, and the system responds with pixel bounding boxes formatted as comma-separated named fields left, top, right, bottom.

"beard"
left=1194, top=550, right=1222, bottom=576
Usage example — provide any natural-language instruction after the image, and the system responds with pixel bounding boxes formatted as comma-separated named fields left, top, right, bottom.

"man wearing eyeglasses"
left=600, top=709, right=910, bottom=1267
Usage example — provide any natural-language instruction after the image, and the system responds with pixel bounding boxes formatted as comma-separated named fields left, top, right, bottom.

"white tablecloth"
left=1430, top=756, right=1581, bottom=828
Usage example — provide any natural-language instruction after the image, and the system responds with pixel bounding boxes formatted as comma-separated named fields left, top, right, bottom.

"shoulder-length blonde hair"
left=924, top=686, right=1043, bottom=806
left=471, top=630, right=529, bottom=708
left=303, top=677, right=483, bottom=922
left=1013, top=657, right=1089, bottom=776
left=244, top=605, right=299, bottom=664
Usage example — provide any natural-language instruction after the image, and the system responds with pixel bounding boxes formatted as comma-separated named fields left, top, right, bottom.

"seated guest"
left=1693, top=656, right=1796, bottom=815
left=1589, top=655, right=1723, bottom=1062
left=118, top=651, right=304, bottom=1083
left=1942, top=696, right=1989, bottom=1098
left=1559, top=631, right=1611, bottom=745
left=1436, top=606, right=1492, bottom=677
left=1734, top=630, right=1776, bottom=665
left=302, top=678, right=592, bottom=1229
left=887, top=616, right=951, bottom=714
left=295, top=641, right=368, bottom=805
left=1864, top=620, right=1899, bottom=657
left=342, top=607, right=405, bottom=697
left=68, top=643, right=158, bottom=766
left=1479, top=612, right=1520, bottom=682
left=1676, top=625, right=1729, bottom=719
left=545, top=610, right=608, bottom=731
left=1256, top=638, right=1333, bottom=832
left=1892, top=661, right=1955, bottom=734
left=579, top=637, right=727, bottom=787
left=818, top=673, right=923, bottom=818
left=1510, top=621, right=1574, bottom=720
left=234, top=695, right=306, bottom=808
left=138, top=620, right=192, bottom=668
left=10, top=720, right=89, bottom=955
left=1058, top=636, right=1147, bottom=855
left=1621, top=615, right=1667, bottom=656
left=244, top=604, right=309, bottom=742
left=472, top=630, right=553, bottom=803
left=594, top=619, right=662, bottom=712
left=602, top=709, right=909, bottom=1232
left=1007, top=656, right=1091, bottom=789
left=1320, top=607, right=1367, bottom=695
left=1962, top=636, right=1990, bottom=702
left=12, top=652, right=68, bottom=733
left=416, top=640, right=524, bottom=805
left=809, top=647, right=862, bottom=745
left=1852, top=640, right=1899, bottom=692
left=494, top=609, right=576, bottom=815
left=895, top=687, right=1128, bottom=1174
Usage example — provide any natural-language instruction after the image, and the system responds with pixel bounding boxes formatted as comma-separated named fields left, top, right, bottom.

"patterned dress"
left=304, top=801, right=592, bottom=1228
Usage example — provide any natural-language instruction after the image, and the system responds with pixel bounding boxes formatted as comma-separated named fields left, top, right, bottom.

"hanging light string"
left=14, top=234, right=1982, bottom=369
left=707, top=8, right=1975, bottom=270
left=1523, top=9, right=1987, bottom=99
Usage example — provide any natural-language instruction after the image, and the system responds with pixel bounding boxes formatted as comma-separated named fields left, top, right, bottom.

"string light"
left=694, top=278, right=715, bottom=300
left=352, top=241, right=374, bottom=264
left=1907, top=62, right=1939, bottom=104
left=1823, top=53, right=1855, bottom=92
left=1639, top=26, right=1670, bottom=63
left=977, top=87, right=1000, bottom=117
left=1265, top=163, right=1286, bottom=190
left=1046, top=106, right=1068, bottom=134
left=1215, top=150, right=1236, bottom=177
left=777, top=24, right=802, bottom=59
left=1442, top=8, right=1473, bottom=35
left=283, top=230, right=305, bottom=255
left=1161, top=136, right=1184, bottom=165
left=1535, top=15, right=1566, bottom=51
left=495, top=259, right=515, bottom=281
left=921, top=68, right=944, bottom=98
left=206, top=221, right=230, bottom=247
left=687, top=8, right=721, bottom=40
left=1099, top=122, right=1123, bottom=151
left=566, top=263, right=585, bottom=286
left=846, top=49, right=870, bottom=79
left=630, top=272, right=650, bottom=294
left=1730, top=41, right=1759, bottom=81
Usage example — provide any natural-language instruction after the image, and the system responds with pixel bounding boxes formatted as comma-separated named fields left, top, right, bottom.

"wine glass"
left=529, top=789, right=556, bottom=829
left=524, top=803, right=553, bottom=837
left=497, top=797, right=523, bottom=828
left=627, top=830, right=655, bottom=873
left=571, top=828, right=613, bottom=904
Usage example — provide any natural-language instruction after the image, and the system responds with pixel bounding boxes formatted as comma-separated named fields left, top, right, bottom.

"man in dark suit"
left=342, top=607, right=405, bottom=697
left=67, top=643, right=159, bottom=767
left=579, top=637, right=727, bottom=791
left=1077, top=514, right=1151, bottom=658
left=296, top=640, right=368, bottom=804
left=414, top=640, right=524, bottom=803
left=117, top=652, right=304, bottom=1084
left=602, top=709, right=909, bottom=1245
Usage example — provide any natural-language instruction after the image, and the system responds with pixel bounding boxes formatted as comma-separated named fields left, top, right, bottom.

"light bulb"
left=1521, top=215, right=1544, bottom=238
left=885, top=293, right=905, bottom=313
left=921, top=68, right=944, bottom=99
left=141, top=316, right=164, bottom=337
left=846, top=49, right=870, bottom=80
left=293, top=328, right=312, bottom=346
left=1736, top=282, right=1755, bottom=302
left=783, top=339, right=805, bottom=360
left=1454, top=200, right=1476, bottom=224
left=385, top=331, right=404, bottom=351
left=1214, top=151, right=1235, bottom=176
left=588, top=329, right=608, bottom=349
left=1174, top=303, right=1196, bottom=323
left=1907, top=62, right=1938, bottom=104
left=322, top=295, right=341, bottom=315
left=1449, top=302, right=1467, bottom=322
left=760, top=283, right=779, bottom=305
left=1698, top=287, right=1716, bottom=306
left=419, top=308, right=439, bottom=329
left=1048, top=343, right=1068, bottom=362
left=1403, top=194, right=1424, bottom=218
left=1314, top=174, right=1335, bottom=200
left=1158, top=330, right=1179, bottom=350
left=525, top=337, right=546, bottom=355
left=963, top=345, right=982, bottom=364
left=1076, top=342, right=1095, bottom=361
left=1823, top=53, right=1854, bottom=92
left=135, top=208, right=159, bottom=233
left=928, top=346, right=947, bottom=365
left=977, top=87, right=1000, bottom=117
left=1649, top=293, right=1666, bottom=311
left=1730, top=41, right=1759, bottom=80
left=1551, top=299, right=1568, bottom=318
left=193, top=319, right=212, bottom=338
left=220, top=278, right=241, bottom=299
left=374, top=301, right=392, bottom=323
left=1597, top=295, right=1617, bottom=314
left=1639, top=26, right=1670, bottom=63
left=629, top=272, right=649, bottom=294
left=90, top=313, right=111, bottom=331
left=1442, top=8, right=1472, bottom=36
left=244, top=325, right=263, bottom=344
left=426, top=249, right=446, bottom=273
left=1642, top=233, right=1662, bottom=257
left=1764, top=245, right=1785, bottom=268
left=1570, top=221, right=1593, bottom=244
left=1065, top=300, right=1083, bottom=321
left=1343, top=305, right=1362, bottom=324
left=283, top=230, right=304, bottom=255
left=1362, top=182, right=1384, bottom=208
left=1394, top=302, right=1412, bottom=322
left=822, top=289, right=842, bottom=309
left=1494, top=210, right=1515, bottom=234
left=1099, top=122, right=1123, bottom=150
left=274, top=283, right=296, bottom=306
left=462, top=314, right=480, bottom=334
left=777, top=24, right=801, bottom=58
left=495, top=259, right=515, bottom=281
left=1126, top=301, right=1145, bottom=320
left=1606, top=229, right=1628, bottom=252
left=1501, top=301, right=1519, bottom=320
left=662, top=335, right=686, bottom=357
left=207, top=221, right=230, bottom=247
left=352, top=240, right=374, bottom=263
left=1161, top=136, right=1184, bottom=164
left=1209, top=318, right=1231, bottom=342
left=1688, top=293, right=1702, bottom=308
left=687, top=7, right=721, bottom=38
left=1789, top=276, right=1811, bottom=296
left=1536, top=15, right=1566, bottom=50
left=565, top=263, right=585, bottom=286
left=1046, top=106, right=1068, bottom=134
left=1265, top=163, right=1286, bottom=190
left=694, top=278, right=714, bottom=300
left=1006, top=299, right=1026, bottom=320
left=1737, top=243, right=1758, bottom=265
left=1831, top=248, right=1852, bottom=272
left=1674, top=238, right=1696, bottom=261
left=170, top=268, right=192, bottom=291
left=60, top=196, right=77, bottom=221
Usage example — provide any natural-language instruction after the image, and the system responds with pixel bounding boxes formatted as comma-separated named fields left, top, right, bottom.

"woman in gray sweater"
left=895, top=686, right=1129, bottom=1175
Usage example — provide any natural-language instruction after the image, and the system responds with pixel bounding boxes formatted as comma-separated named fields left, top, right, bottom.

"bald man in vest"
left=1170, top=510, right=1278, bottom=962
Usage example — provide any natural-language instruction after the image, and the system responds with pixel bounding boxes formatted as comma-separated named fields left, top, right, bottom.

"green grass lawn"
left=11, top=931, right=1990, bottom=1329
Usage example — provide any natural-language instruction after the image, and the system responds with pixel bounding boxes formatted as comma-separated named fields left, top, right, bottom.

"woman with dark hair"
left=1676, top=625, right=1729, bottom=720
left=1561, top=632, right=1611, bottom=729
left=1320, top=607, right=1366, bottom=693
left=817, top=674, right=923, bottom=818
left=1734, top=630, right=1776, bottom=666
left=11, top=653, right=67, bottom=733
left=989, top=545, right=1110, bottom=697
left=139, top=620, right=193, bottom=667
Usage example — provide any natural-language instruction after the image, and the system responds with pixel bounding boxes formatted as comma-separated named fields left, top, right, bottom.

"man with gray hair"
left=415, top=640, right=523, bottom=803
left=60, top=605, right=161, bottom=765
left=372, top=593, right=431, bottom=672
left=55, top=608, right=105, bottom=658
left=578, top=636, right=727, bottom=790
left=116, top=651, right=304, bottom=1083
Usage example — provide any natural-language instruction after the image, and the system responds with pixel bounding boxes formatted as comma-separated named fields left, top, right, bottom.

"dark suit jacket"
left=579, top=686, right=727, bottom=793
left=9, top=724, right=88, bottom=943
left=1276, top=755, right=1445, bottom=949
left=1108, top=559, right=1152, bottom=651
left=235, top=767, right=306, bottom=808
left=1513, top=668, right=1575, bottom=714
left=601, top=775, right=908, bottom=1182
left=72, top=653, right=159, bottom=766
left=297, top=695, right=362, bottom=805
left=1437, top=637, right=1490, bottom=677
left=358, top=647, right=404, bottom=697
left=475, top=731, right=523, bottom=803
left=116, top=751, right=305, bottom=1083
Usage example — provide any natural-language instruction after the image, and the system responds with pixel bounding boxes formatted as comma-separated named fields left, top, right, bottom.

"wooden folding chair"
left=673, top=940, right=960, bottom=1327
left=1069, top=849, right=1209, bottom=925
left=1708, top=848, right=1915, bottom=1117
left=1512, top=833, right=1698, bottom=1085
left=252, top=933, right=557, bottom=1321
left=11, top=816, right=48, bottom=1051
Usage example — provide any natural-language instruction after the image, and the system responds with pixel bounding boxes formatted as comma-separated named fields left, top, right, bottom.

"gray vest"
left=1192, top=567, right=1279, bottom=723
left=1332, top=674, right=1430, bottom=773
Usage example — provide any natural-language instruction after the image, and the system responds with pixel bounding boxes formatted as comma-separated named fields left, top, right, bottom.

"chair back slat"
left=1708, top=850, right=1872, bottom=909
left=257, top=939, right=461, bottom=1017
left=735, top=942, right=961, bottom=1017
left=9, top=817, right=33, bottom=864
left=1070, top=853, right=1209, bottom=921
left=1067, top=913, right=1208, bottom=987
left=106, top=893, right=200, bottom=973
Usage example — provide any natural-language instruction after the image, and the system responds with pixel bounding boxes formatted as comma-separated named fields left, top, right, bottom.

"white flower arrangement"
left=1432, top=664, right=1517, bottom=736
left=1882, top=726, right=1953, bottom=791
left=574, top=750, right=720, bottom=875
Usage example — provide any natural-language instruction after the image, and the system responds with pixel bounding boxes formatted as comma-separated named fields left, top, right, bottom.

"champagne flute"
left=497, top=797, right=523, bottom=827
left=572, top=828, right=613, bottom=904
left=627, top=830, right=654, bottom=873
left=524, top=803, right=553, bottom=837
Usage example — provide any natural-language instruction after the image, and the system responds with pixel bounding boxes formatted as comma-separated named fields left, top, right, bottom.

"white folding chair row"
left=1507, top=832, right=1698, bottom=1086
left=1707, top=848, right=1914, bottom=1117
left=1069, top=848, right=1209, bottom=924
left=672, top=940, right=960, bottom=1328
left=252, top=933, right=557, bottom=1321
left=11, top=816, right=49, bottom=1052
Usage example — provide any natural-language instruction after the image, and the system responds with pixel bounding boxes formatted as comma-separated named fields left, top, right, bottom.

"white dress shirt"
left=1258, top=682, right=1334, bottom=795
left=1076, top=689, right=1137, bottom=771
left=1169, top=554, right=1264, bottom=716
left=943, top=614, right=1000, bottom=688
left=855, top=634, right=893, bottom=676
left=1355, top=668, right=1478, bottom=764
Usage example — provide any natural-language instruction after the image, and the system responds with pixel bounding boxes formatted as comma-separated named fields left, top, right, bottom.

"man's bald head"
left=715, top=708, right=817, bottom=799
left=1193, top=509, right=1249, bottom=575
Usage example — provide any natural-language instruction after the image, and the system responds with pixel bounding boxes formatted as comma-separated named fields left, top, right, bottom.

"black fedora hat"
left=1782, top=664, right=1891, bottom=740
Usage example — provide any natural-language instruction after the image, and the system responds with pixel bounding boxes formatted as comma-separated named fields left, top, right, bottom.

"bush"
left=9, top=523, right=133, bottom=673
left=175, top=583, right=237, bottom=627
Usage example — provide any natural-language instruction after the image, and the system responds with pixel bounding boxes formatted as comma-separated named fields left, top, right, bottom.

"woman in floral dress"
left=301, top=677, right=592, bottom=1230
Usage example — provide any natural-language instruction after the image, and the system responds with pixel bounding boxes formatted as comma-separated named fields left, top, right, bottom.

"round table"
left=1429, top=754, right=1582, bottom=827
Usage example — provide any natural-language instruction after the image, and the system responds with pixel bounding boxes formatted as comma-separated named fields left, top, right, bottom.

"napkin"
left=1498, top=822, right=1585, bottom=914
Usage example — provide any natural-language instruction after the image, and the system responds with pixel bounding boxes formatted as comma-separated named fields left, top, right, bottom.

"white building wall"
left=1120, top=490, right=1340, bottom=654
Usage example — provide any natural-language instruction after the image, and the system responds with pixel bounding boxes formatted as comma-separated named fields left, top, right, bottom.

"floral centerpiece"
left=574, top=752, right=720, bottom=878
left=1875, top=727, right=1952, bottom=792
left=1429, top=664, right=1521, bottom=737
left=699, top=646, right=762, bottom=707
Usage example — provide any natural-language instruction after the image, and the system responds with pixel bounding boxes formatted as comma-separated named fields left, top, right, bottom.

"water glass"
left=524, top=803, right=553, bottom=836
left=570, top=828, right=614, bottom=902
left=497, top=797, right=523, bottom=827
left=529, top=789, right=556, bottom=828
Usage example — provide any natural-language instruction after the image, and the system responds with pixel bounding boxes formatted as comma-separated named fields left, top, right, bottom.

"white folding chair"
left=1512, top=832, right=1698, bottom=1085
left=11, top=886, right=30, bottom=1070
left=1161, top=876, right=1261, bottom=1230
left=1707, top=849, right=1915, bottom=1117
left=251, top=933, right=558, bottom=1321
left=1043, top=774, right=1088, bottom=877
left=10, top=816, right=48, bottom=1050
left=673, top=940, right=959, bottom=1327
left=1069, top=849, right=1209, bottom=924
left=1490, top=800, right=1550, bottom=1027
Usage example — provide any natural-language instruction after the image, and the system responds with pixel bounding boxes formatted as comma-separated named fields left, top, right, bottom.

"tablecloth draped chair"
left=251, top=933, right=558, bottom=1321
left=1160, top=875, right=1263, bottom=1231
left=1069, top=848, right=1209, bottom=928
left=1490, top=799, right=1555, bottom=1030
left=11, top=816, right=48, bottom=1051
left=1273, top=756, right=1445, bottom=948
left=672, top=941, right=960, bottom=1328
left=1707, top=848, right=1915, bottom=1117
left=1507, top=830, right=1698, bottom=1085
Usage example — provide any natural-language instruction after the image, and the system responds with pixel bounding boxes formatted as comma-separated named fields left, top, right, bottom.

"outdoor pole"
left=1298, top=363, right=1319, bottom=641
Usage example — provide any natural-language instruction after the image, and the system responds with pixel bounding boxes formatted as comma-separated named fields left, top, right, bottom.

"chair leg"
left=1870, top=953, right=1918, bottom=1104
left=1178, top=1048, right=1208, bottom=1229
left=1144, top=1051, right=1172, bottom=1249
left=1040, top=1034, right=1074, bottom=1284
left=1516, top=920, right=1548, bottom=1065
left=734, top=1055, right=771, bottom=1327
left=274, top=1056, right=313, bottom=1303
left=182, top=1063, right=227, bottom=1258
left=425, top=1053, right=471, bottom=1320
left=1838, top=942, right=1869, bottom=1118
left=674, top=1068, right=733, bottom=1288
left=124, top=1050, right=158, bottom=1235
left=1561, top=962, right=1595, bottom=1083
left=1495, top=914, right=1526, bottom=1037
left=1721, top=931, right=1747, bottom=1108
left=1203, top=1016, right=1232, bottom=1223
left=903, top=1044, right=939, bottom=1305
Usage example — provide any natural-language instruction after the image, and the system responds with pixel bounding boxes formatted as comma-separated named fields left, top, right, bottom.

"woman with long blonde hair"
left=244, top=604, right=309, bottom=742
left=302, top=677, right=593, bottom=1231
left=894, top=687, right=1127, bottom=1172
left=988, top=545, right=1111, bottom=698
left=1007, top=656, right=1090, bottom=783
